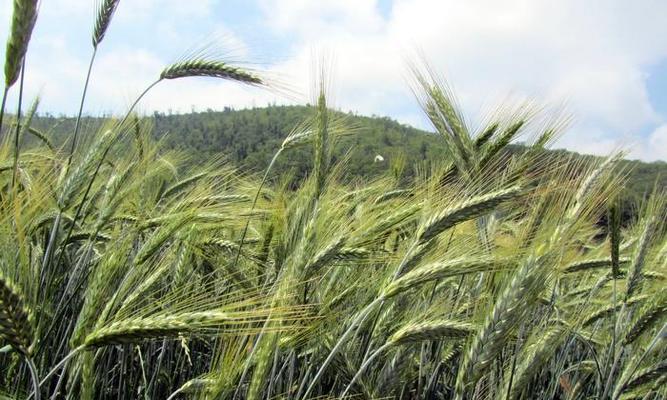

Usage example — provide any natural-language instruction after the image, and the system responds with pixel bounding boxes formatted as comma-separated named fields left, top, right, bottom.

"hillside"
left=30, top=105, right=666, bottom=200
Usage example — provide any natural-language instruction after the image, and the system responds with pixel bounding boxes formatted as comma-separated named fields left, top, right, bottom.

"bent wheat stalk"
left=455, top=255, right=549, bottom=399
left=341, top=320, right=475, bottom=399
left=46, top=0, right=122, bottom=291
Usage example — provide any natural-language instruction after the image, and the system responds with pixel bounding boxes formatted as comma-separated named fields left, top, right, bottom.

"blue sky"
left=1, top=0, right=667, bottom=161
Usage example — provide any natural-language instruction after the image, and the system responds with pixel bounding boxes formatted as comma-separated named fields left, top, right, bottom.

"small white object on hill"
left=374, top=155, right=385, bottom=162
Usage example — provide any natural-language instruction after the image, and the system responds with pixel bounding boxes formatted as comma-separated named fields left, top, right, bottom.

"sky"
left=1, top=0, right=667, bottom=161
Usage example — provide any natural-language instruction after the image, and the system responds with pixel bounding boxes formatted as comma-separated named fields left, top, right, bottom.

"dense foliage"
left=29, top=106, right=667, bottom=214
left=29, top=106, right=448, bottom=182
left=0, top=2, right=666, bottom=400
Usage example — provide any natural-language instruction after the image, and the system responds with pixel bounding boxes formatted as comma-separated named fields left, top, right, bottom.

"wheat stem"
left=340, top=342, right=391, bottom=399
left=27, top=346, right=84, bottom=399
left=0, top=86, right=8, bottom=137
left=66, top=48, right=97, bottom=170
left=25, top=356, right=40, bottom=400
left=611, top=323, right=667, bottom=400
left=38, top=80, right=161, bottom=346
left=231, top=148, right=282, bottom=274
left=11, top=58, right=25, bottom=189
left=301, top=297, right=383, bottom=399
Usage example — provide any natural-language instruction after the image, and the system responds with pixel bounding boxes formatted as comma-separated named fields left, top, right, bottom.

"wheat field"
left=0, top=1, right=665, bottom=399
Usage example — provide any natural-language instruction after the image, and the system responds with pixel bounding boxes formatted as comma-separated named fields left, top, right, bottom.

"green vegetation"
left=28, top=106, right=447, bottom=181
left=1, top=2, right=666, bottom=400
left=28, top=106, right=667, bottom=216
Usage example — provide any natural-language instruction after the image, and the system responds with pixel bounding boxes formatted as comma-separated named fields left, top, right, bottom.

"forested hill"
left=31, top=105, right=451, bottom=180
left=153, top=106, right=450, bottom=179
left=30, top=105, right=666, bottom=201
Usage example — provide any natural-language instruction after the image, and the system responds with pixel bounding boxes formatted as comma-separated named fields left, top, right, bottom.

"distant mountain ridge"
left=28, top=105, right=666, bottom=204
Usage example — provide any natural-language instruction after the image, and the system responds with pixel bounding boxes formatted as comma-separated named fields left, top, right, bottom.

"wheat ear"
left=418, top=186, right=521, bottom=243
left=388, top=319, right=476, bottom=345
left=83, top=309, right=297, bottom=348
left=382, top=257, right=499, bottom=298
left=618, top=361, right=667, bottom=395
left=625, top=216, right=655, bottom=301
left=160, top=60, right=262, bottom=84
left=563, top=257, right=630, bottom=274
left=4, top=0, right=39, bottom=88
left=0, top=276, right=33, bottom=356
left=623, top=289, right=666, bottom=345
left=92, top=0, right=121, bottom=47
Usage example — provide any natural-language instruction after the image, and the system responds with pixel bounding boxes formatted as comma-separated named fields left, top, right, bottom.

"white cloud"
left=1, top=0, right=666, bottom=160
left=631, top=124, right=667, bottom=161
left=260, top=0, right=386, bottom=37
left=258, top=0, right=667, bottom=160
left=0, top=0, right=256, bottom=115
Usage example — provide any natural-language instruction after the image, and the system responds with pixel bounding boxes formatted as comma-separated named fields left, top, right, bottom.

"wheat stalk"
left=57, top=129, right=114, bottom=210
left=374, top=189, right=412, bottom=204
left=455, top=255, right=549, bottom=399
left=582, top=294, right=648, bottom=326
left=333, top=247, right=371, bottom=261
left=161, top=171, right=209, bottom=200
left=352, top=203, right=420, bottom=246
left=618, top=361, right=667, bottom=395
left=26, top=127, right=53, bottom=150
left=305, top=236, right=345, bottom=273
left=501, top=325, right=566, bottom=400
left=341, top=320, right=475, bottom=398
left=166, top=378, right=214, bottom=400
